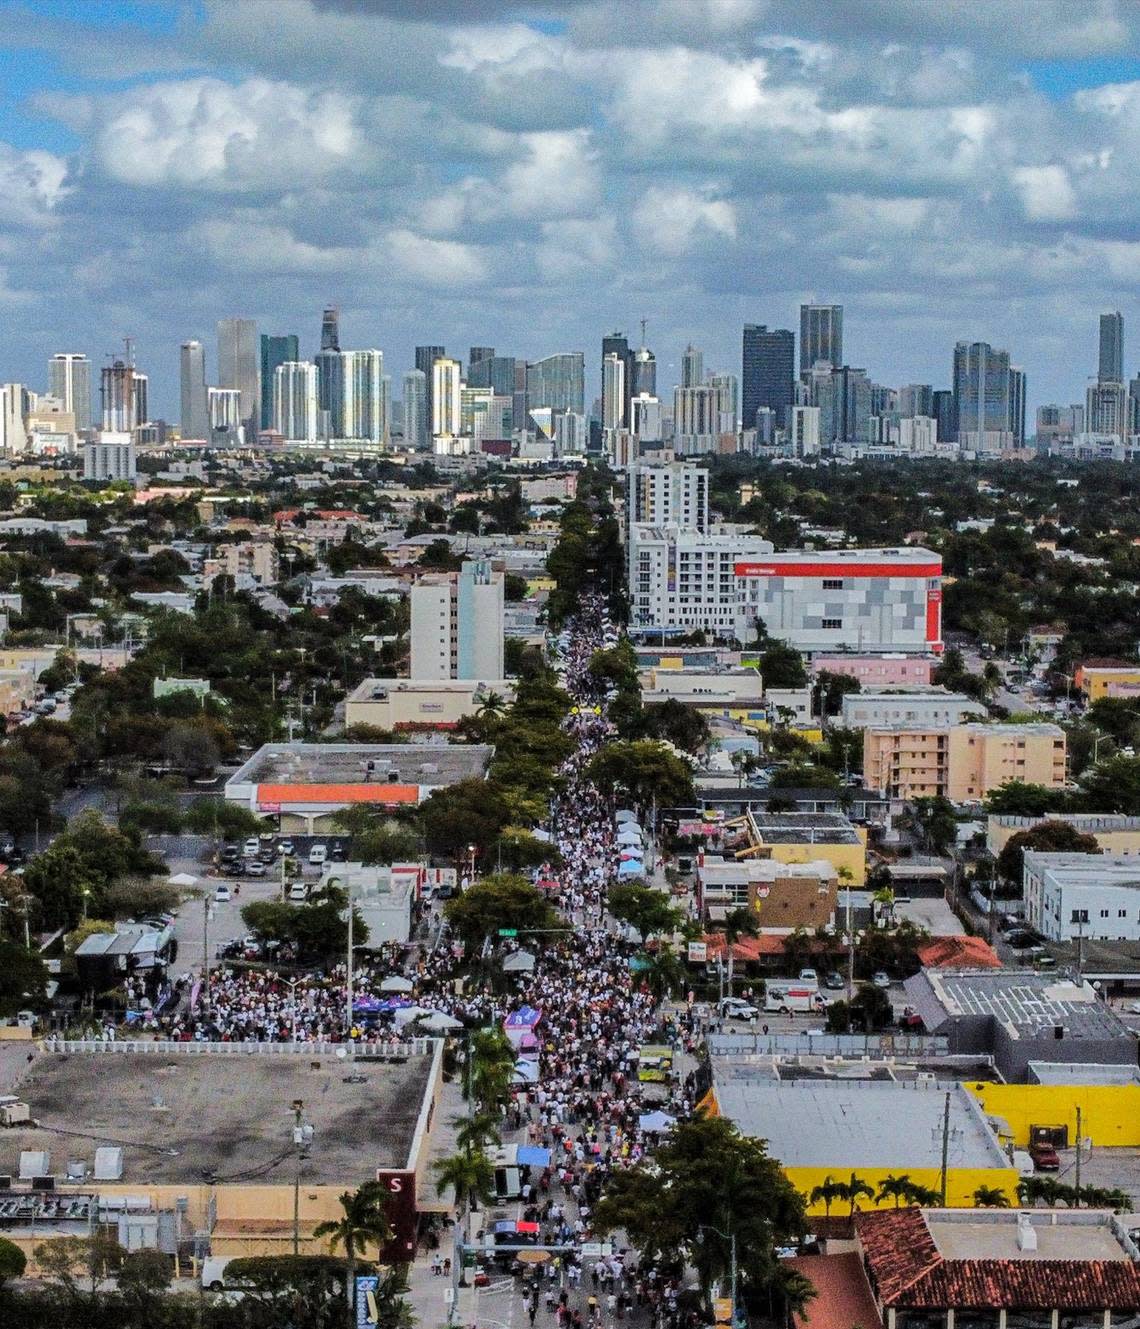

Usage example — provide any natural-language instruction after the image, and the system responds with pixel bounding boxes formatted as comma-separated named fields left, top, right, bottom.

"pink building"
left=812, top=654, right=934, bottom=686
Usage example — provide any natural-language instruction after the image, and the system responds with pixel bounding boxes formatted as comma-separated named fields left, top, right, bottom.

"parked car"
left=257, top=846, right=277, bottom=864
left=872, top=971, right=892, bottom=989
left=798, top=968, right=819, bottom=985
left=278, top=839, right=295, bottom=856
left=245, top=860, right=267, bottom=878
left=242, top=837, right=260, bottom=857
left=330, top=843, right=348, bottom=862
left=214, top=885, right=231, bottom=903
left=823, top=971, right=846, bottom=990
left=288, top=881, right=309, bottom=903
left=718, top=997, right=759, bottom=1021
left=1030, top=1140, right=1060, bottom=1171
left=308, top=844, right=328, bottom=867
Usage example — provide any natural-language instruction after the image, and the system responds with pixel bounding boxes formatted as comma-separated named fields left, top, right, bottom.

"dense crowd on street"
left=168, top=593, right=693, bottom=1324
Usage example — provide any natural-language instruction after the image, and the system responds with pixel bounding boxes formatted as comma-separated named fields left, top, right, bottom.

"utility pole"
left=345, top=892, right=354, bottom=1044
left=203, top=899, right=212, bottom=1005
left=1075, top=1104, right=1082, bottom=1206
left=939, top=1090, right=951, bottom=1206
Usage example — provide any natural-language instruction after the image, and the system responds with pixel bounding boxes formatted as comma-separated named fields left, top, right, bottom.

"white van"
left=308, top=844, right=328, bottom=867
left=765, top=982, right=826, bottom=1015
left=200, top=1257, right=246, bottom=1291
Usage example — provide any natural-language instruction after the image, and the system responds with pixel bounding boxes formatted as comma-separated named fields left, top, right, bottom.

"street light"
left=81, top=888, right=91, bottom=922
left=696, top=1223, right=737, bottom=1328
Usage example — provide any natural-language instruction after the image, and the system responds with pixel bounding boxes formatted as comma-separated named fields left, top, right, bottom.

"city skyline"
left=2, top=3, right=1140, bottom=417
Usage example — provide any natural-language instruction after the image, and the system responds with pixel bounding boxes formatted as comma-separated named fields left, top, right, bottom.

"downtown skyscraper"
left=47, top=353, right=91, bottom=432
left=217, top=317, right=258, bottom=431
left=799, top=304, right=843, bottom=376
left=260, top=334, right=299, bottom=429
left=179, top=340, right=209, bottom=441
left=742, top=324, right=794, bottom=429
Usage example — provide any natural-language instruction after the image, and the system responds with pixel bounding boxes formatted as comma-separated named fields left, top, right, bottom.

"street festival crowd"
left=171, top=594, right=702, bottom=1329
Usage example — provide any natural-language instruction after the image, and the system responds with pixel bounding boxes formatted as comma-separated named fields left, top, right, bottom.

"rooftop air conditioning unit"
left=0, top=1098, right=30, bottom=1126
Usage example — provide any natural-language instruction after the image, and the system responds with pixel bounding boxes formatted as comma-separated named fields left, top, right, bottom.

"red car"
left=1030, top=1141, right=1060, bottom=1171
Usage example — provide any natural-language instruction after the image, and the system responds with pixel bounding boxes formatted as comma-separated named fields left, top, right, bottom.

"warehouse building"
left=706, top=1064, right=1016, bottom=1213
left=902, top=968, right=1136, bottom=1082
left=224, top=742, right=494, bottom=832
left=0, top=1041, right=443, bottom=1272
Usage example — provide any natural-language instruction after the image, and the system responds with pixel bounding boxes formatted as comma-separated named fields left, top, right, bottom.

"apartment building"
left=628, top=525, right=774, bottom=637
left=409, top=558, right=504, bottom=681
left=841, top=686, right=984, bottom=729
left=862, top=722, right=1067, bottom=802
left=202, top=541, right=279, bottom=585
left=1023, top=850, right=1140, bottom=942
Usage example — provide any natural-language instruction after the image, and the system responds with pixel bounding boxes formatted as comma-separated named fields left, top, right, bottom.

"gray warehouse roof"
left=908, top=970, right=1131, bottom=1042
left=710, top=1068, right=1007, bottom=1170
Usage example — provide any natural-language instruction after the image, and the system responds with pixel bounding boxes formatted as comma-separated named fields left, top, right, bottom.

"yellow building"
left=718, top=810, right=867, bottom=886
left=967, top=1075, right=1140, bottom=1149
left=986, top=813, right=1140, bottom=857
left=707, top=1072, right=1019, bottom=1213
left=863, top=722, right=1066, bottom=802
left=1075, top=663, right=1140, bottom=702
left=345, top=677, right=515, bottom=731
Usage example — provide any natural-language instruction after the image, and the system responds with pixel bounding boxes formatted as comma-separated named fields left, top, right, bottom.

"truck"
left=765, top=982, right=826, bottom=1015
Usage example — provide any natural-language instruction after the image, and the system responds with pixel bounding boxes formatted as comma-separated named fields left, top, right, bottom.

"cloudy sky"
left=4, top=0, right=1140, bottom=420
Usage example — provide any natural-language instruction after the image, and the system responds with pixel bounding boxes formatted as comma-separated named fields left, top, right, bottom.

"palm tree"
left=972, top=1185, right=1011, bottom=1208
left=836, top=1172, right=874, bottom=1221
left=434, top=1147, right=495, bottom=1214
left=775, top=1266, right=818, bottom=1324
left=904, top=1181, right=943, bottom=1207
left=871, top=885, right=896, bottom=928
left=312, top=1180, right=393, bottom=1326
left=453, top=1110, right=501, bottom=1158
left=465, top=1027, right=516, bottom=1116
left=642, top=943, right=684, bottom=1002
left=476, top=691, right=507, bottom=720
left=718, top=905, right=759, bottom=998
left=876, top=1174, right=914, bottom=1209
left=809, top=1175, right=845, bottom=1220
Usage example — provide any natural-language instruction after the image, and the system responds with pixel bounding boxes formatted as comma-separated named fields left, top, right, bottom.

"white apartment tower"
left=83, top=431, right=136, bottom=482
left=409, top=558, right=504, bottom=681
left=602, top=354, right=626, bottom=431
left=272, top=361, right=318, bottom=443
left=48, top=354, right=91, bottom=433
left=403, top=369, right=428, bottom=449
left=432, top=357, right=461, bottom=438
left=627, top=461, right=709, bottom=532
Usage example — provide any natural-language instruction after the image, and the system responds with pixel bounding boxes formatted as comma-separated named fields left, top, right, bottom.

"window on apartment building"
left=822, top=579, right=844, bottom=590
left=821, top=618, right=842, bottom=630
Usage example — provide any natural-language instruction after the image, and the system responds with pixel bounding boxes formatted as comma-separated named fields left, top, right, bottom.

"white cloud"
left=89, top=77, right=372, bottom=190
left=1012, top=164, right=1077, bottom=221
left=384, top=229, right=488, bottom=286
left=632, top=186, right=737, bottom=256
left=0, top=144, right=69, bottom=226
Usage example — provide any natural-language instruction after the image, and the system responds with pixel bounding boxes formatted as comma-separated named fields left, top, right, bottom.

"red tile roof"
left=916, top=935, right=1001, bottom=970
left=858, top=1208, right=1140, bottom=1309
left=786, top=1253, right=883, bottom=1329
left=702, top=933, right=787, bottom=960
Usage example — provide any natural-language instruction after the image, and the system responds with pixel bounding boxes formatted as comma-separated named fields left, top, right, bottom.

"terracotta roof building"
left=915, top=935, right=1001, bottom=970
left=857, top=1206, right=1140, bottom=1322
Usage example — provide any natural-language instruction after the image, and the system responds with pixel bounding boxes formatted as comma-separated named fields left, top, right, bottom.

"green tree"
left=642, top=699, right=711, bottom=754
left=465, top=1026, right=518, bottom=1116
left=420, top=778, right=510, bottom=858
left=876, top=1174, right=915, bottom=1209
left=813, top=671, right=861, bottom=717
left=837, top=1172, right=874, bottom=1219
left=434, top=1147, right=495, bottom=1214
left=183, top=796, right=266, bottom=841
left=996, top=820, right=1100, bottom=885
left=593, top=1114, right=806, bottom=1310
left=312, top=1181, right=393, bottom=1327
left=972, top=1185, right=1011, bottom=1207
left=757, top=640, right=807, bottom=688
left=0, top=1235, right=26, bottom=1285
left=444, top=873, right=560, bottom=947
left=768, top=763, right=840, bottom=790
left=1082, top=753, right=1140, bottom=814
left=907, top=796, right=958, bottom=855
left=985, top=780, right=1069, bottom=817
left=641, top=944, right=685, bottom=1002
left=585, top=739, right=694, bottom=810
left=808, top=1175, right=845, bottom=1219
left=0, top=940, right=48, bottom=1015
left=606, top=882, right=682, bottom=942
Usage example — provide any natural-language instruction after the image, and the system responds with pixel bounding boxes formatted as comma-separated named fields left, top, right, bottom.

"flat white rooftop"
left=710, top=1073, right=1007, bottom=1170
left=927, top=1210, right=1130, bottom=1262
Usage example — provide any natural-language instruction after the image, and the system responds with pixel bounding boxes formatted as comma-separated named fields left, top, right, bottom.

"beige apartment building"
left=202, top=540, right=279, bottom=585
left=862, top=722, right=1066, bottom=803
